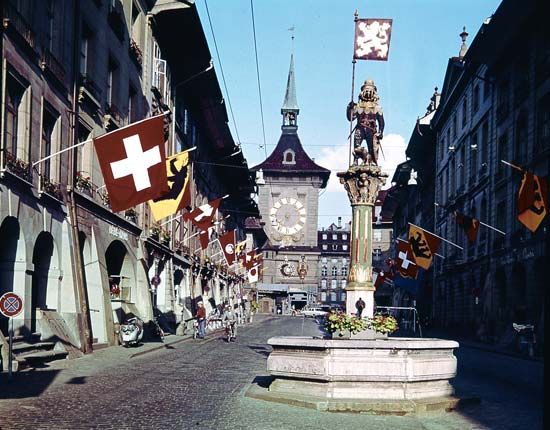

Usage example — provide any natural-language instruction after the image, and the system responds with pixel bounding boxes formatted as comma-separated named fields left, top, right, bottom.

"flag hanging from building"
left=184, top=198, right=222, bottom=232
left=148, top=149, right=192, bottom=221
left=354, top=18, right=393, bottom=61
left=247, top=263, right=260, bottom=284
left=93, top=115, right=168, bottom=212
left=394, top=268, right=424, bottom=296
left=235, top=240, right=247, bottom=259
left=517, top=172, right=548, bottom=232
left=372, top=269, right=389, bottom=289
left=396, top=239, right=419, bottom=279
left=218, top=230, right=236, bottom=265
left=454, top=211, right=480, bottom=243
left=407, top=225, right=441, bottom=270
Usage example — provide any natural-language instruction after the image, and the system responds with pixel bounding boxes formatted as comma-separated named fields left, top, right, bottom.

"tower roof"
left=281, top=54, right=299, bottom=111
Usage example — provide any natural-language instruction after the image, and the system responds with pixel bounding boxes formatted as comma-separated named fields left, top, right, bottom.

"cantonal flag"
left=455, top=211, right=480, bottom=243
left=218, top=230, right=236, bottom=265
left=354, top=18, right=393, bottom=61
left=93, top=115, right=168, bottom=212
left=407, top=225, right=441, bottom=270
left=148, top=149, right=192, bottom=221
left=517, top=172, right=548, bottom=232
left=183, top=198, right=223, bottom=234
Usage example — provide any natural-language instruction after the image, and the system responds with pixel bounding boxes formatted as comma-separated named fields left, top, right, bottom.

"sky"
left=195, top=0, right=502, bottom=228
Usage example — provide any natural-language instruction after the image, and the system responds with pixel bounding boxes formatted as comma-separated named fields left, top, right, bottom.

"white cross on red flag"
left=93, top=115, right=168, bottom=212
left=396, top=239, right=418, bottom=279
left=184, top=198, right=223, bottom=250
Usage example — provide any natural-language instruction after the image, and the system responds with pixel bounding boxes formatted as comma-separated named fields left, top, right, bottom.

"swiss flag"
left=372, top=270, right=387, bottom=289
left=184, top=198, right=223, bottom=250
left=218, top=230, right=236, bottom=265
left=396, top=239, right=418, bottom=279
left=93, top=115, right=168, bottom=212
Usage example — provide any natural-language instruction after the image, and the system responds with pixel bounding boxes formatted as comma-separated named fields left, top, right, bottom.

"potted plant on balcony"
left=75, top=171, right=92, bottom=193
left=161, top=229, right=171, bottom=245
left=150, top=223, right=162, bottom=241
left=124, top=208, right=138, bottom=222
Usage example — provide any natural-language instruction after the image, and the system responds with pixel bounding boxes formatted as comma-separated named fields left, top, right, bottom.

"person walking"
left=355, top=297, right=366, bottom=318
left=196, top=301, right=207, bottom=339
left=222, top=305, right=238, bottom=341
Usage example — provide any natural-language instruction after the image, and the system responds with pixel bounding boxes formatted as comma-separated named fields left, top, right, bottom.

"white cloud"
left=316, top=133, right=407, bottom=192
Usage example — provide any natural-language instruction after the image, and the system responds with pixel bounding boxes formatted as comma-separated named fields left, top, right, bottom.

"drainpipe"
left=66, top=0, right=92, bottom=353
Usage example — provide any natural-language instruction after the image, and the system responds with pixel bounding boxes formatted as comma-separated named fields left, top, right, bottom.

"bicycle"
left=225, top=320, right=237, bottom=342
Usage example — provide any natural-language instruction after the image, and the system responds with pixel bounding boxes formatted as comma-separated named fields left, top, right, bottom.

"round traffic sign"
left=0, top=292, right=23, bottom=318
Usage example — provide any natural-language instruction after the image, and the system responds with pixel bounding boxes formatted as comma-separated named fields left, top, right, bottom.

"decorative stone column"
left=337, top=164, right=387, bottom=318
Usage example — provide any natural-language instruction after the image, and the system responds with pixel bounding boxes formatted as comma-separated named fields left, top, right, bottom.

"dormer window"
left=282, top=149, right=296, bottom=165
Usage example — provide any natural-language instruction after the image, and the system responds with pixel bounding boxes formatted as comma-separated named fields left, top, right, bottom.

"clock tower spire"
left=281, top=53, right=299, bottom=133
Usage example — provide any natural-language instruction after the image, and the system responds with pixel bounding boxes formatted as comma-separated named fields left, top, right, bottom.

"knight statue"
left=346, top=79, right=385, bottom=165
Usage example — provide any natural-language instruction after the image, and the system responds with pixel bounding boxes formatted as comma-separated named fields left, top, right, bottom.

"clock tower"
left=251, top=54, right=330, bottom=307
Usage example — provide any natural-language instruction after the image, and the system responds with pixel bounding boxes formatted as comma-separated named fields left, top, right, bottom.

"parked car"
left=301, top=306, right=330, bottom=318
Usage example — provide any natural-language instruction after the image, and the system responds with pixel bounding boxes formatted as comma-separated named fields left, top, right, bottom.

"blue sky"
left=196, top=0, right=502, bottom=227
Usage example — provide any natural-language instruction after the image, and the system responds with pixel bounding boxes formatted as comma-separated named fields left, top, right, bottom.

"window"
left=41, top=105, right=59, bottom=180
left=470, top=132, right=478, bottom=182
left=480, top=198, right=488, bottom=242
left=342, top=234, right=348, bottom=240
left=321, top=292, right=327, bottom=301
left=331, top=267, right=338, bottom=276
left=107, top=57, right=119, bottom=109
left=342, top=258, right=347, bottom=265
left=496, top=80, right=509, bottom=123
left=341, top=280, right=347, bottom=289
left=496, top=201, right=506, bottom=231
left=321, top=266, right=328, bottom=277
left=480, top=121, right=489, bottom=168
left=332, top=244, right=338, bottom=250
left=497, top=132, right=508, bottom=177
left=5, top=75, right=24, bottom=156
left=322, top=244, right=328, bottom=250
left=462, top=98, right=467, bottom=128
left=128, top=85, right=137, bottom=123
left=452, top=114, right=457, bottom=139
left=536, top=95, right=550, bottom=152
left=282, top=149, right=295, bottom=164
left=322, top=234, right=327, bottom=240
left=373, top=230, right=382, bottom=242
left=342, top=245, right=348, bottom=251
left=321, top=279, right=327, bottom=288
left=341, top=292, right=346, bottom=301
left=459, top=145, right=465, bottom=186
left=473, top=84, right=480, bottom=112
left=332, top=234, right=337, bottom=240
left=330, top=292, right=337, bottom=301
left=514, top=114, right=528, bottom=164
left=341, top=266, right=347, bottom=276
left=322, top=257, right=327, bottom=264
left=331, top=280, right=337, bottom=289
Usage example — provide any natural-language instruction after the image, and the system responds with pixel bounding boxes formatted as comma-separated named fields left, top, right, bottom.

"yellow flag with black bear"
left=407, top=224, right=441, bottom=270
left=148, top=149, right=191, bottom=221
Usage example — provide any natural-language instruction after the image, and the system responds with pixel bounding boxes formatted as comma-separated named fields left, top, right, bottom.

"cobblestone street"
left=0, top=316, right=544, bottom=430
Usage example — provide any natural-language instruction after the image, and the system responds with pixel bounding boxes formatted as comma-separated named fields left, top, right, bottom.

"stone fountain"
left=247, top=79, right=462, bottom=414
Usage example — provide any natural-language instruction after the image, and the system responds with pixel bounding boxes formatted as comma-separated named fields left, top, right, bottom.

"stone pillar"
left=337, top=165, right=387, bottom=318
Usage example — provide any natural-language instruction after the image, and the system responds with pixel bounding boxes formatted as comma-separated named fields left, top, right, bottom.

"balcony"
left=40, top=49, right=66, bottom=86
left=103, top=103, right=122, bottom=130
left=129, top=39, right=143, bottom=69
left=3, top=151, right=32, bottom=183
left=40, top=176, right=64, bottom=201
left=108, top=0, right=125, bottom=41
left=2, top=2, right=36, bottom=50
left=78, top=74, right=102, bottom=110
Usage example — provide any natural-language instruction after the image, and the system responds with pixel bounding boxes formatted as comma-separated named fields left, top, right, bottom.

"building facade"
left=0, top=0, right=260, bottom=367
left=251, top=54, right=330, bottom=313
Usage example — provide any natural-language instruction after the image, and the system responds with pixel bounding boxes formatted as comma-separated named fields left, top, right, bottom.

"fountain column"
left=337, top=165, right=387, bottom=318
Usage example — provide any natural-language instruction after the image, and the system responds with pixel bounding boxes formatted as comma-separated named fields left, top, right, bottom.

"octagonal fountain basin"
left=266, top=336, right=459, bottom=402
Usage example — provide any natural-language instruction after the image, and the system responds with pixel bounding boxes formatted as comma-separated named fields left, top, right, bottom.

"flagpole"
left=435, top=202, right=506, bottom=235
left=500, top=159, right=524, bottom=173
left=407, top=222, right=463, bottom=250
left=31, top=112, right=173, bottom=168
left=348, top=10, right=359, bottom=167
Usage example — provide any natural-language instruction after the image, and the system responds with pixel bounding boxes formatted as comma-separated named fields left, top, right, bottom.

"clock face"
left=269, top=197, right=307, bottom=235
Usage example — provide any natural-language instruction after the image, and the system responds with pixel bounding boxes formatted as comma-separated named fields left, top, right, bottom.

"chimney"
left=338, top=217, right=342, bottom=228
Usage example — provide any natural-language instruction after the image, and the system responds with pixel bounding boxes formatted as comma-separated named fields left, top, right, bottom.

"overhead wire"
left=203, top=0, right=242, bottom=147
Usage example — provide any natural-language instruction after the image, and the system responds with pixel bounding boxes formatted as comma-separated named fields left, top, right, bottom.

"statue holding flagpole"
left=347, top=79, right=385, bottom=165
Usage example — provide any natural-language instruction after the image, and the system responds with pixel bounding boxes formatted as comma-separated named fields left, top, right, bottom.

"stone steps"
left=11, top=332, right=68, bottom=370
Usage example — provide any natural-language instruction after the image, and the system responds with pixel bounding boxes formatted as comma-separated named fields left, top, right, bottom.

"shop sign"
left=109, top=225, right=129, bottom=241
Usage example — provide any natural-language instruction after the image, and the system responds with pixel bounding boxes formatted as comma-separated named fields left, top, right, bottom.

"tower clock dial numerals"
left=270, top=197, right=307, bottom=235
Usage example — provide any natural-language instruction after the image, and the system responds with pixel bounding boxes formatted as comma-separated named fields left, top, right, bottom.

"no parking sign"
left=0, top=292, right=23, bottom=318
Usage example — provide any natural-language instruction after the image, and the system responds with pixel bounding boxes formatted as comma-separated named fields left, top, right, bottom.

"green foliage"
left=325, top=311, right=368, bottom=335
left=366, top=313, right=399, bottom=334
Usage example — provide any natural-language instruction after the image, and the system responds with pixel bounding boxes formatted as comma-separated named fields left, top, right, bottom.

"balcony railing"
left=2, top=2, right=36, bottom=49
left=40, top=176, right=64, bottom=201
left=41, top=49, right=66, bottom=83
left=4, top=151, right=32, bottom=183
left=129, top=39, right=143, bottom=68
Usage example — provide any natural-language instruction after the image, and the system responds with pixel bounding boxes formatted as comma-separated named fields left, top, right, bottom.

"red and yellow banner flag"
left=407, top=225, right=441, bottom=270
left=517, top=172, right=548, bottom=232
left=455, top=211, right=480, bottom=243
